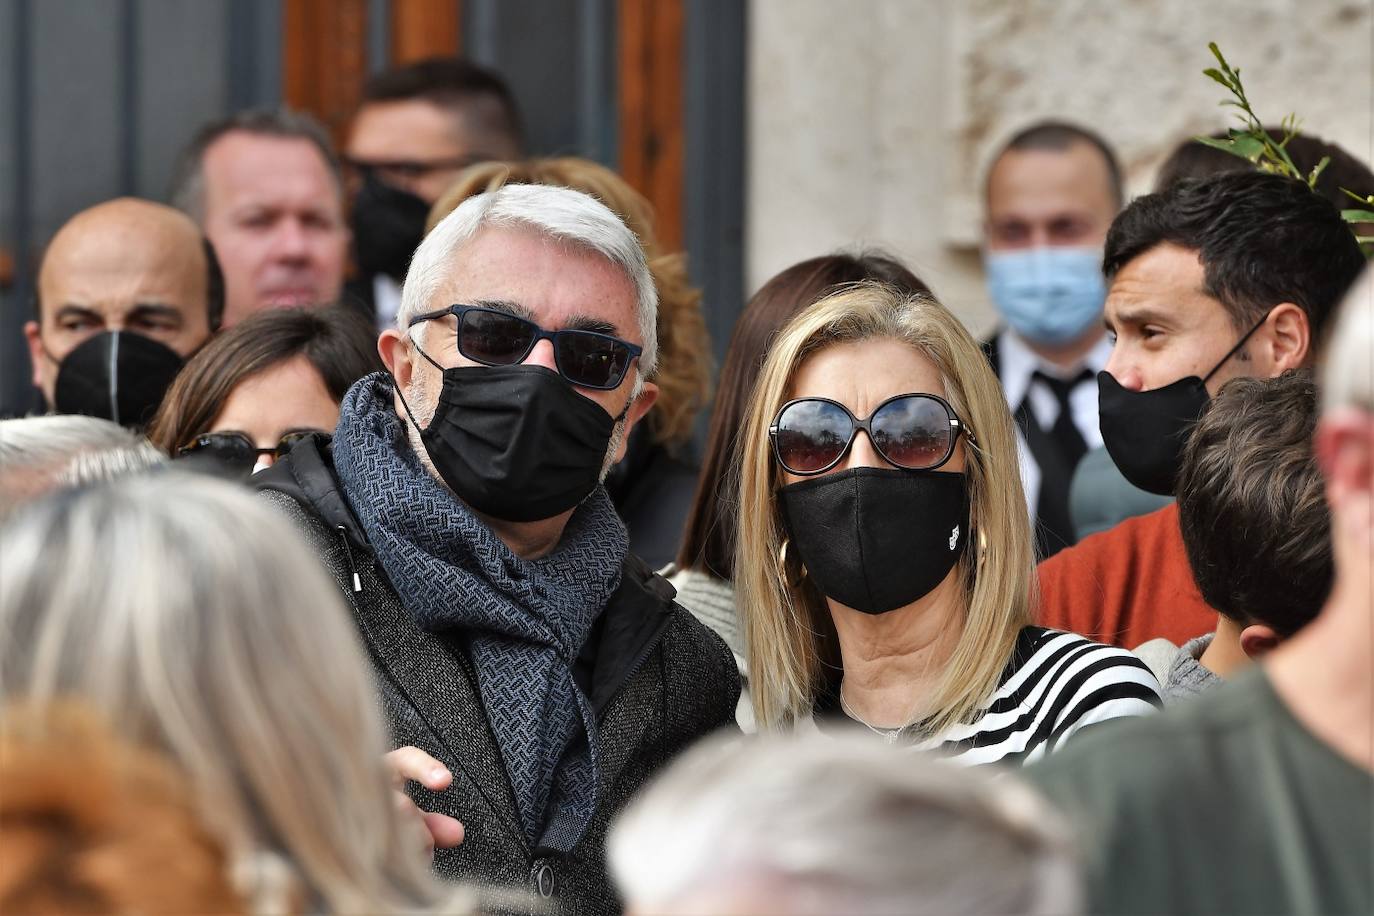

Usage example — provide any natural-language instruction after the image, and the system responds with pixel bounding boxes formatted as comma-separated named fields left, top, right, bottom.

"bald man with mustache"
left=24, top=197, right=223, bottom=426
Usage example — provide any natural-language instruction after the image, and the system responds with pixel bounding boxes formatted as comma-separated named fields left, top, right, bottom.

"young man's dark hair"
left=1177, top=370, right=1331, bottom=637
left=361, top=56, right=523, bottom=150
left=1103, top=171, right=1366, bottom=335
left=993, top=120, right=1125, bottom=208
left=1154, top=128, right=1374, bottom=214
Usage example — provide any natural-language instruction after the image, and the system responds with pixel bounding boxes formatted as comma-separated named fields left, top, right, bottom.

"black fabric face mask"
left=50, top=330, right=184, bottom=428
left=1098, top=312, right=1270, bottom=496
left=779, top=467, right=970, bottom=615
left=398, top=355, right=626, bottom=522
left=351, top=171, right=430, bottom=282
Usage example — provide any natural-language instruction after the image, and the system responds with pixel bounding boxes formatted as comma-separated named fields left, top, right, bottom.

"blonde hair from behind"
left=429, top=157, right=712, bottom=448
left=734, top=283, right=1036, bottom=734
left=0, top=474, right=469, bottom=915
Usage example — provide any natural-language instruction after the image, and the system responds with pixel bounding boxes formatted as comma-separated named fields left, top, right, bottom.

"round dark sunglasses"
left=408, top=304, right=643, bottom=391
left=177, top=430, right=318, bottom=471
left=769, top=393, right=975, bottom=476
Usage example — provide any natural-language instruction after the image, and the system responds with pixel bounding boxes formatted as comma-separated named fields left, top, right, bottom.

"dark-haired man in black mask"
left=23, top=198, right=222, bottom=427
left=256, top=183, right=738, bottom=912
left=1036, top=169, right=1366, bottom=650
left=344, top=57, right=523, bottom=330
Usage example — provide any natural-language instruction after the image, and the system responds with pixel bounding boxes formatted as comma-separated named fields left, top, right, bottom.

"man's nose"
left=273, top=220, right=311, bottom=261
left=1104, top=350, right=1145, bottom=391
left=523, top=338, right=559, bottom=373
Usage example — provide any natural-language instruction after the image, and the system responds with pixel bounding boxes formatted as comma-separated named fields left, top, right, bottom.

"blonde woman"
left=735, top=284, right=1161, bottom=764
left=0, top=475, right=474, bottom=913
left=428, top=157, right=712, bottom=567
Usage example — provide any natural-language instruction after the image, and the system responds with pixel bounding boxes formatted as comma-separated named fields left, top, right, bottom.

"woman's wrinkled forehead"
left=785, top=336, right=948, bottom=414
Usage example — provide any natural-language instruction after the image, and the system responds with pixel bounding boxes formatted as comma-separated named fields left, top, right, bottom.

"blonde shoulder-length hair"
left=0, top=474, right=468, bottom=914
left=735, top=283, right=1036, bottom=734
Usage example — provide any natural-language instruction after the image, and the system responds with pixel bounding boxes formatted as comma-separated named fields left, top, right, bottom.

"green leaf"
left=1193, top=135, right=1248, bottom=156
left=1341, top=209, right=1374, bottom=224
left=1202, top=67, right=1233, bottom=88
left=1229, top=135, right=1265, bottom=160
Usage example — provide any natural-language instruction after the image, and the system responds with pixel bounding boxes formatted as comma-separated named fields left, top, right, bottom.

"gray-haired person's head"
left=608, top=733, right=1082, bottom=916
left=399, top=183, right=659, bottom=377
left=0, top=415, right=164, bottom=521
left=0, top=474, right=464, bottom=913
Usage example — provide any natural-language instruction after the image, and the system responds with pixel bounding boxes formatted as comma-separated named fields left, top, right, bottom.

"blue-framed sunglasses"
left=408, top=304, right=643, bottom=390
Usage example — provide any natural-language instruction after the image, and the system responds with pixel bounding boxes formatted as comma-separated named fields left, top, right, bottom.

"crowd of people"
left=0, top=53, right=1370, bottom=915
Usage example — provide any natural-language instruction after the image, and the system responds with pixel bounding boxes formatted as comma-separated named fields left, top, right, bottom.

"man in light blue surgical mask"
left=980, top=121, right=1146, bottom=558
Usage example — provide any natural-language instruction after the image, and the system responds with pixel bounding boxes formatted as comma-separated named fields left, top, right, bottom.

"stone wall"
left=747, top=0, right=1373, bottom=335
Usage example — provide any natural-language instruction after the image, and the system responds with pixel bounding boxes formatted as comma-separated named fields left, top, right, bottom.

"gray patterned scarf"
left=332, top=373, right=627, bottom=851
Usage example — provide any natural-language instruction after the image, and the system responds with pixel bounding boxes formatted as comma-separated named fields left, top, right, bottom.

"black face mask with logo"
left=350, top=171, right=431, bottom=283
left=49, top=330, right=184, bottom=428
left=779, top=467, right=971, bottom=615
left=396, top=354, right=628, bottom=523
left=1097, top=311, right=1271, bottom=496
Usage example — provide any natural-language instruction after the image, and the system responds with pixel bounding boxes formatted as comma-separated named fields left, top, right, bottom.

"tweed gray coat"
left=258, top=437, right=739, bottom=914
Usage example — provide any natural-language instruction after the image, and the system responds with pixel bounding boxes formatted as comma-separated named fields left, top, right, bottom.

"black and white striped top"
left=812, top=626, right=1163, bottom=767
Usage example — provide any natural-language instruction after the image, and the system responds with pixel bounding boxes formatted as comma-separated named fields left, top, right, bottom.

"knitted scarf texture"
left=333, top=373, right=627, bottom=851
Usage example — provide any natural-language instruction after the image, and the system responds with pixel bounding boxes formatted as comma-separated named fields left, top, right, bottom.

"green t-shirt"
left=1026, top=667, right=1374, bottom=916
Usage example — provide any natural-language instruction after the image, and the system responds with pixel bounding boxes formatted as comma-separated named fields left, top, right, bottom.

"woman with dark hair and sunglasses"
left=148, top=305, right=382, bottom=475
left=669, top=252, right=932, bottom=729
left=734, top=282, right=1161, bottom=764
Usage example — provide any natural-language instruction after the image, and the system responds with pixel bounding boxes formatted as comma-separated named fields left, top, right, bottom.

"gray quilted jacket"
left=257, top=435, right=739, bottom=914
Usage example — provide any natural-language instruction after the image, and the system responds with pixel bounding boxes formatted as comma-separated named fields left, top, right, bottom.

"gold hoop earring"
left=977, top=528, right=989, bottom=568
left=779, top=539, right=807, bottom=589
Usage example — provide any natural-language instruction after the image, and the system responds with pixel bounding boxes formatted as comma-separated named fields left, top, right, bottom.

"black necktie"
left=1033, top=369, right=1092, bottom=467
left=1016, top=368, right=1093, bottom=558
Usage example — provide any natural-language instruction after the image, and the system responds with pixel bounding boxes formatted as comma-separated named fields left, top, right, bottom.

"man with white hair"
left=257, top=184, right=739, bottom=912
left=0, top=414, right=165, bottom=521
left=609, top=732, right=1082, bottom=915
left=1027, top=268, right=1374, bottom=915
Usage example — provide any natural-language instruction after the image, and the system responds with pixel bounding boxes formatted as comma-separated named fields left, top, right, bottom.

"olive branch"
left=1198, top=41, right=1374, bottom=254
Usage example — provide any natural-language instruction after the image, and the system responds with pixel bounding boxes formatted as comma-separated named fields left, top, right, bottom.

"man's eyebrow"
left=467, top=301, right=618, bottom=336
left=559, top=313, right=618, bottom=336
left=471, top=299, right=536, bottom=321
left=126, top=304, right=184, bottom=323
left=1111, top=306, right=1174, bottom=328
left=53, top=304, right=102, bottom=323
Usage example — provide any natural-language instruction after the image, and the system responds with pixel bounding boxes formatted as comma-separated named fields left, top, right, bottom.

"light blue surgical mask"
left=984, top=246, right=1107, bottom=346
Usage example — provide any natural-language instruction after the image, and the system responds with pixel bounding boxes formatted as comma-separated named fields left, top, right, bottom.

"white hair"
left=1322, top=267, right=1374, bottom=413
left=608, top=732, right=1082, bottom=916
left=0, top=414, right=142, bottom=468
left=398, top=183, right=659, bottom=376
left=0, top=416, right=164, bottom=522
left=0, top=473, right=469, bottom=913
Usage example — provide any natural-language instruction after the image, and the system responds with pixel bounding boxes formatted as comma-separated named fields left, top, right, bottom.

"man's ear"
left=612, top=380, right=659, bottom=465
left=1263, top=302, right=1310, bottom=373
left=1239, top=624, right=1281, bottom=660
left=23, top=320, right=45, bottom=390
left=1316, top=409, right=1374, bottom=552
left=379, top=328, right=416, bottom=416
left=379, top=328, right=412, bottom=383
